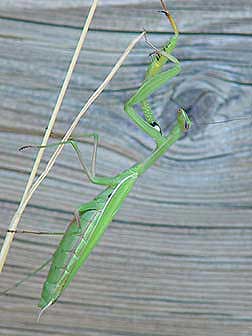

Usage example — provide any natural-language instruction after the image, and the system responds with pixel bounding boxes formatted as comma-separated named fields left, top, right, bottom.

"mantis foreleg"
left=124, top=0, right=180, bottom=146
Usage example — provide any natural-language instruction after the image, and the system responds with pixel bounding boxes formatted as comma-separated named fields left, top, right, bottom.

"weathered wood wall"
left=1, top=1, right=252, bottom=335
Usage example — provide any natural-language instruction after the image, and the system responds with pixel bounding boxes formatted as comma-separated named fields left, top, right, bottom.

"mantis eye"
left=151, top=121, right=162, bottom=135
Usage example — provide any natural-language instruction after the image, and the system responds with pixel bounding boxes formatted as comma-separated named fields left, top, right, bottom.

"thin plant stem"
left=0, top=0, right=99, bottom=272
left=0, top=30, right=145, bottom=272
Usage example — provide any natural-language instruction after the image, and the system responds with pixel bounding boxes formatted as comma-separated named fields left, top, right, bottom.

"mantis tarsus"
left=5, top=0, right=192, bottom=317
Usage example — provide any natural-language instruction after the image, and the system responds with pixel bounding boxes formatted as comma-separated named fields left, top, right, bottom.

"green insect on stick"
left=2, top=0, right=192, bottom=318
left=35, top=0, right=191, bottom=317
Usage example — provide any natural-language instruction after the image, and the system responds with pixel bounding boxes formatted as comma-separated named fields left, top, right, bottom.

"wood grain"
left=1, top=0, right=252, bottom=335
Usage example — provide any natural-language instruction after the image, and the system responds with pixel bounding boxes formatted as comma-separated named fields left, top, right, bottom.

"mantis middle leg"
left=21, top=133, right=116, bottom=187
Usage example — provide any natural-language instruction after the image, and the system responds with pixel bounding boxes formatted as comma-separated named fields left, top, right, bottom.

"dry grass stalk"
left=0, top=0, right=99, bottom=271
left=0, top=27, right=145, bottom=271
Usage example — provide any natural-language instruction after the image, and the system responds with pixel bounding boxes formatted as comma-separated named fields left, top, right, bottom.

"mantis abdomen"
left=39, top=172, right=138, bottom=311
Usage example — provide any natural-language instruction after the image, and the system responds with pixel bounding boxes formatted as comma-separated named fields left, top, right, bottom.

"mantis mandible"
left=6, top=0, right=192, bottom=316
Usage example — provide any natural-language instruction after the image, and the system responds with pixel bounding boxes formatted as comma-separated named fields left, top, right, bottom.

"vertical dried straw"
left=0, top=20, right=145, bottom=270
left=0, top=0, right=99, bottom=271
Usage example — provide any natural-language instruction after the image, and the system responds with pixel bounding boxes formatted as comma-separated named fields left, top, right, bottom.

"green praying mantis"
left=3, top=0, right=225, bottom=317
left=32, top=0, right=191, bottom=316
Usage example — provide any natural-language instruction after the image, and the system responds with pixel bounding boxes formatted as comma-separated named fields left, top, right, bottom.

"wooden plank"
left=0, top=0, right=252, bottom=33
left=1, top=1, right=252, bottom=335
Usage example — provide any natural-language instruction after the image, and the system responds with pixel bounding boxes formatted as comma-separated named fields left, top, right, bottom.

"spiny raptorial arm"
left=124, top=0, right=181, bottom=146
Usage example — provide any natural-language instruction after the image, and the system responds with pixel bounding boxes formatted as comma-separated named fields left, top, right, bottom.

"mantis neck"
left=134, top=123, right=183, bottom=176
